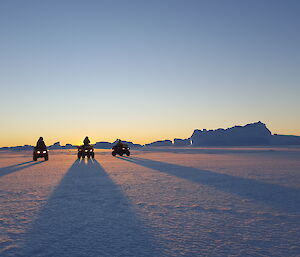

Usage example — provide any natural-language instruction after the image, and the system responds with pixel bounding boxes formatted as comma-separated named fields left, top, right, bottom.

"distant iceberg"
left=190, top=121, right=272, bottom=146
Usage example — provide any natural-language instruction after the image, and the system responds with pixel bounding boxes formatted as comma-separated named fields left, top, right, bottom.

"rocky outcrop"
left=145, top=140, right=173, bottom=147
left=64, top=144, right=76, bottom=149
left=94, top=140, right=142, bottom=149
left=94, top=142, right=112, bottom=149
left=48, top=142, right=61, bottom=149
left=0, top=145, right=34, bottom=150
left=111, top=140, right=142, bottom=148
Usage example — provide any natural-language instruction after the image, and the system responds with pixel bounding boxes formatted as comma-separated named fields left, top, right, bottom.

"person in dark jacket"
left=83, top=136, right=90, bottom=147
left=36, top=137, right=47, bottom=150
left=115, top=139, right=124, bottom=148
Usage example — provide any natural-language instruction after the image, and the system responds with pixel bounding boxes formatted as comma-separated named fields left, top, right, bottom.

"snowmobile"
left=77, top=145, right=95, bottom=159
left=33, top=147, right=48, bottom=161
left=112, top=144, right=130, bottom=156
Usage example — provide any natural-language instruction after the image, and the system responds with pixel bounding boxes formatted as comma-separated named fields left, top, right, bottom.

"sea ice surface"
left=0, top=147, right=300, bottom=256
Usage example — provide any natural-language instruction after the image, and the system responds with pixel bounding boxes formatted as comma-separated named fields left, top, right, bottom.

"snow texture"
left=1, top=147, right=300, bottom=256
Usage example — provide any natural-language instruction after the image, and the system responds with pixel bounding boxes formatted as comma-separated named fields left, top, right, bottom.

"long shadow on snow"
left=18, top=158, right=162, bottom=257
left=0, top=161, right=43, bottom=177
left=140, top=147, right=300, bottom=156
left=118, top=157, right=300, bottom=214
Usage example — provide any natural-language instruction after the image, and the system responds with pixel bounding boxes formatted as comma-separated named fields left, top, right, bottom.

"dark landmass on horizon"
left=1, top=122, right=300, bottom=150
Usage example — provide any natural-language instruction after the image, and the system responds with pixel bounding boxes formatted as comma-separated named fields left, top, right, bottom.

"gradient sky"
left=1, top=0, right=299, bottom=147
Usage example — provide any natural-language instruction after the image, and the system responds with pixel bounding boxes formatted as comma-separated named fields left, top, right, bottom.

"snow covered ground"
left=1, top=147, right=300, bottom=257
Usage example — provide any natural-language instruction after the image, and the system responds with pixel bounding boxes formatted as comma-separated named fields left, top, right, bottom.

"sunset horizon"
left=1, top=120, right=299, bottom=148
left=1, top=1, right=299, bottom=148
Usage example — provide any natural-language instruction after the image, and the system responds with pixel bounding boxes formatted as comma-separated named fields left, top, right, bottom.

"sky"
left=0, top=0, right=299, bottom=147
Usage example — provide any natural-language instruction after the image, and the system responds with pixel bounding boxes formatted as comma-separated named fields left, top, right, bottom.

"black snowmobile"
left=77, top=145, right=95, bottom=159
left=33, top=147, right=48, bottom=161
left=112, top=144, right=130, bottom=156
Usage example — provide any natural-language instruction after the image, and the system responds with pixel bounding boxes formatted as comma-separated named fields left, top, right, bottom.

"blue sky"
left=0, top=0, right=299, bottom=146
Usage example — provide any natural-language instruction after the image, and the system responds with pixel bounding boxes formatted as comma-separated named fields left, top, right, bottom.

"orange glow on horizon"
left=1, top=123, right=300, bottom=148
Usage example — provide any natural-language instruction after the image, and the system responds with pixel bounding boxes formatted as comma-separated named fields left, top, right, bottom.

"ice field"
left=1, top=147, right=300, bottom=256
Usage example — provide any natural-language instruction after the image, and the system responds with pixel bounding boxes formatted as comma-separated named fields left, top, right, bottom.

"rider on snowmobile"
left=83, top=136, right=90, bottom=147
left=115, top=139, right=124, bottom=148
left=36, top=137, right=47, bottom=150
